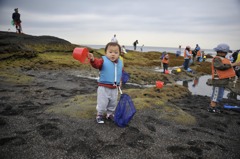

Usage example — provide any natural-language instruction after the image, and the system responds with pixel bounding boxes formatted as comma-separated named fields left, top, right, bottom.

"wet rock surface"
left=0, top=68, right=239, bottom=159
left=0, top=31, right=239, bottom=158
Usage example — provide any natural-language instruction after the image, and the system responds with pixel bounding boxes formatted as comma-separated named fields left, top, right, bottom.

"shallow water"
left=154, top=67, right=240, bottom=100
left=176, top=75, right=240, bottom=100
left=74, top=69, right=240, bottom=100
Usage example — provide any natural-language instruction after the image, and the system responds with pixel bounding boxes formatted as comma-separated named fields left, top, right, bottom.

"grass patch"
left=0, top=69, right=34, bottom=84
left=159, top=104, right=196, bottom=125
left=46, top=85, right=195, bottom=125
left=46, top=93, right=97, bottom=119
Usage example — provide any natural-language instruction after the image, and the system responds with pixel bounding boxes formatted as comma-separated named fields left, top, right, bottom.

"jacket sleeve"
left=90, top=58, right=103, bottom=70
left=213, top=57, right=231, bottom=70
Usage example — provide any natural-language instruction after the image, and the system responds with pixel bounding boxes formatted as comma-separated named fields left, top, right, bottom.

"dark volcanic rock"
left=0, top=31, right=75, bottom=60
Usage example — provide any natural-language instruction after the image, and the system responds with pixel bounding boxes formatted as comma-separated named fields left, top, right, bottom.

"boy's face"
left=217, top=52, right=227, bottom=57
left=105, top=45, right=120, bottom=62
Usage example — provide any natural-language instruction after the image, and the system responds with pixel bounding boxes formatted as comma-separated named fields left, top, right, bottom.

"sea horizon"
left=82, top=44, right=217, bottom=55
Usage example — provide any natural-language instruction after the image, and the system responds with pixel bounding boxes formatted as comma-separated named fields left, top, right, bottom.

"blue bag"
left=122, top=70, right=130, bottom=84
left=114, top=93, right=136, bottom=127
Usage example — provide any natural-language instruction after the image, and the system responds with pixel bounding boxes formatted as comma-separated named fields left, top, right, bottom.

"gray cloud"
left=1, top=0, right=240, bottom=49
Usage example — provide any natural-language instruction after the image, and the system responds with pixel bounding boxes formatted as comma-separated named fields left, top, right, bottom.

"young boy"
left=208, top=43, right=236, bottom=113
left=88, top=42, right=123, bottom=123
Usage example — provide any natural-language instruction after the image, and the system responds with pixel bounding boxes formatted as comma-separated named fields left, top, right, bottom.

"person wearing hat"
left=12, top=8, right=22, bottom=33
left=208, top=43, right=236, bottom=113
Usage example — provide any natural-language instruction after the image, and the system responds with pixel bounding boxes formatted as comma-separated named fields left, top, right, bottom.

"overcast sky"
left=1, top=0, right=240, bottom=50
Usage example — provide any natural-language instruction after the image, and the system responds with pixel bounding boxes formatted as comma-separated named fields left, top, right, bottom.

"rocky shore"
left=0, top=31, right=239, bottom=159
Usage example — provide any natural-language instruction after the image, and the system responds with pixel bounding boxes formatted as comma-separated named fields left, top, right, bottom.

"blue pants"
left=211, top=86, right=224, bottom=103
left=184, top=59, right=190, bottom=70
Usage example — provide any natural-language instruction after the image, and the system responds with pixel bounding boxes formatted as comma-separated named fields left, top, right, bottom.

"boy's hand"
left=88, top=53, right=94, bottom=61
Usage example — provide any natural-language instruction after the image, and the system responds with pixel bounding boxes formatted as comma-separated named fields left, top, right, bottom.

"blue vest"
left=99, top=56, right=123, bottom=85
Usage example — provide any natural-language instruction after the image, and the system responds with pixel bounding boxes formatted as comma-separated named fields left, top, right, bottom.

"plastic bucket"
left=165, top=70, right=169, bottom=74
left=73, top=47, right=89, bottom=64
left=156, top=81, right=164, bottom=88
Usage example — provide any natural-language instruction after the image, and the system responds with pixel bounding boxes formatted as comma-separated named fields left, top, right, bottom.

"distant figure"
left=192, top=44, right=200, bottom=64
left=111, top=34, right=118, bottom=43
left=133, top=40, right=138, bottom=51
left=207, top=43, right=236, bottom=113
left=12, top=8, right=22, bottom=33
left=196, top=47, right=202, bottom=63
left=176, top=45, right=181, bottom=57
left=161, top=52, right=169, bottom=73
left=140, top=44, right=144, bottom=52
left=121, top=45, right=127, bottom=54
left=160, top=51, right=166, bottom=68
left=183, top=46, right=192, bottom=70
left=120, top=46, right=127, bottom=66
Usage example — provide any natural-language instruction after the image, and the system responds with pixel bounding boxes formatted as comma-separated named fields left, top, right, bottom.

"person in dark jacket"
left=133, top=40, right=138, bottom=51
left=12, top=8, right=22, bottom=33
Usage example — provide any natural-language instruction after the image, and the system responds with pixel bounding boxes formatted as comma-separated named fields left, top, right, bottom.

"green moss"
left=2, top=47, right=204, bottom=124
left=0, top=48, right=212, bottom=83
left=125, top=86, right=196, bottom=125
left=46, top=85, right=191, bottom=121
left=46, top=93, right=97, bottom=119
left=159, top=104, right=196, bottom=125
left=0, top=70, right=34, bottom=84
left=133, top=98, right=154, bottom=109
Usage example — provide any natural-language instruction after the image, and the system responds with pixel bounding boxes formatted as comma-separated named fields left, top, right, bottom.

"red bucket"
left=73, top=47, right=89, bottom=64
left=156, top=81, right=164, bottom=88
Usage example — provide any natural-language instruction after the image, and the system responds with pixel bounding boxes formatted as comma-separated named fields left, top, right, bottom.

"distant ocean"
left=84, top=44, right=217, bottom=56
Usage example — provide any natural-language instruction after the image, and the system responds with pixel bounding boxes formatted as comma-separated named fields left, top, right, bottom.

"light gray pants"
left=97, top=86, right=118, bottom=116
